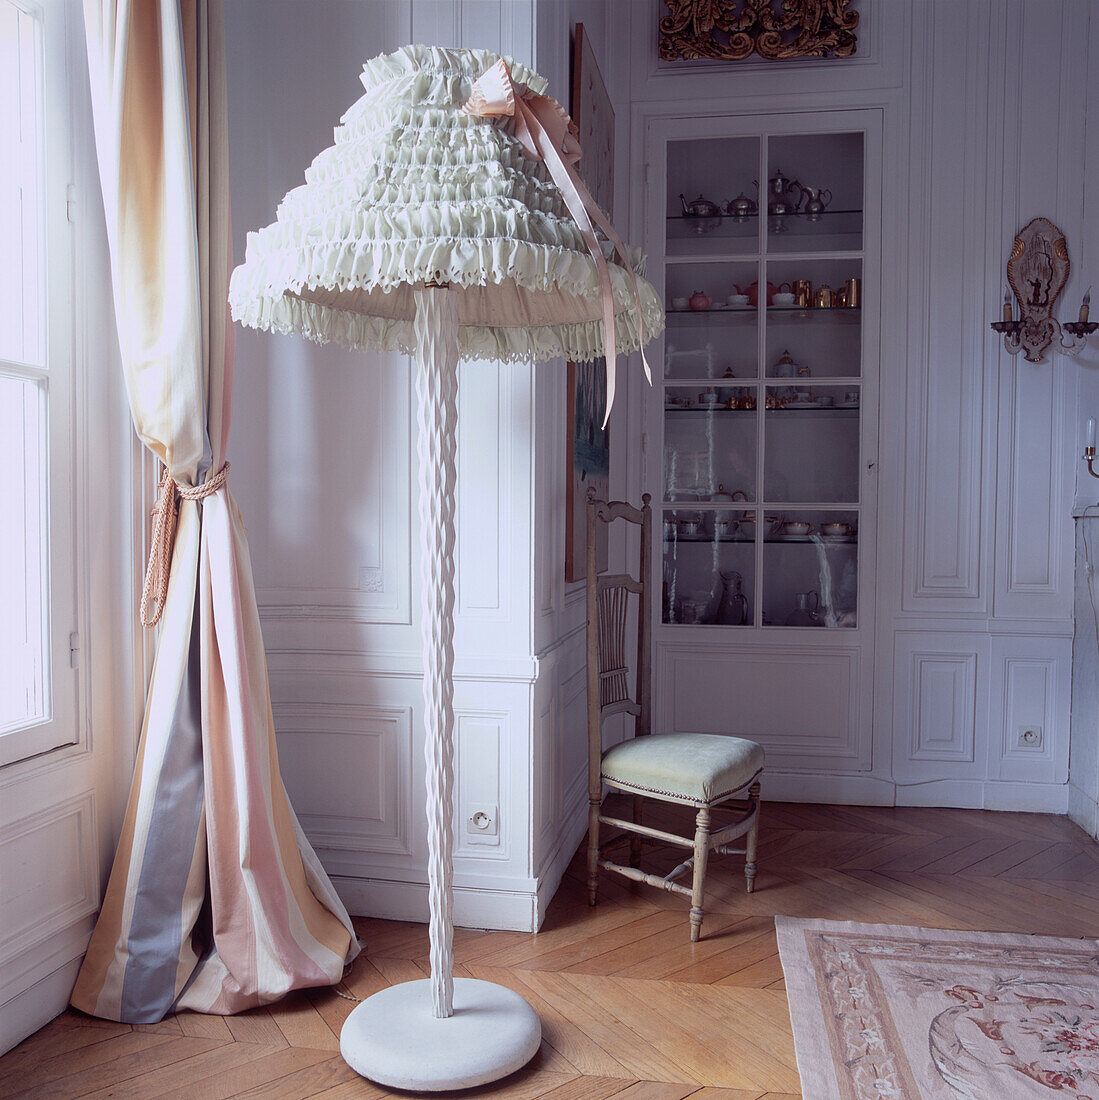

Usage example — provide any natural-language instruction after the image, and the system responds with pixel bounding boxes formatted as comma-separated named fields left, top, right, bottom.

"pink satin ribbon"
left=461, top=59, right=651, bottom=427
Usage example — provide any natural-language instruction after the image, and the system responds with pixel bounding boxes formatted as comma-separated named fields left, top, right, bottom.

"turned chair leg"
left=630, top=794, right=643, bottom=869
left=689, top=805, right=711, bottom=942
left=745, top=781, right=761, bottom=894
left=587, top=797, right=602, bottom=906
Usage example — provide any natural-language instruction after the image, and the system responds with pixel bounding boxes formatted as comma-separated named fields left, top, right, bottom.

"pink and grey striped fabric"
left=72, top=0, right=358, bottom=1022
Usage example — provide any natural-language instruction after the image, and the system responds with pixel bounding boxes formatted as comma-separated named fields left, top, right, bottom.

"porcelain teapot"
left=772, top=348, right=801, bottom=378
left=711, top=484, right=749, bottom=503
left=746, top=280, right=779, bottom=308
left=679, top=192, right=722, bottom=218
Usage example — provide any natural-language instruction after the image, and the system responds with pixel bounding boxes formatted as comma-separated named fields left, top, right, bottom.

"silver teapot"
left=679, top=192, right=722, bottom=218
left=722, top=191, right=757, bottom=222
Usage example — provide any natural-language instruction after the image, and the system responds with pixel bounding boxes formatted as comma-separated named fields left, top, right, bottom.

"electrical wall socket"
left=1017, top=725, right=1043, bottom=750
left=464, top=803, right=499, bottom=844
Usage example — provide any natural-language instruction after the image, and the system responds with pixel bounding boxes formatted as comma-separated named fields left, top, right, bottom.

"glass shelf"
left=665, top=306, right=860, bottom=323
left=667, top=213, right=758, bottom=239
left=665, top=406, right=858, bottom=416
left=668, top=209, right=861, bottom=230
left=666, top=308, right=759, bottom=319
left=765, top=209, right=862, bottom=231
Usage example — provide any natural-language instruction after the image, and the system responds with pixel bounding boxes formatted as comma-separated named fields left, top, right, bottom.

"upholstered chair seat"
left=601, top=733, right=765, bottom=805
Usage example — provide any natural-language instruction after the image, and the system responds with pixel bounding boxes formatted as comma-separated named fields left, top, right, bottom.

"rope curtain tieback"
left=140, top=461, right=231, bottom=627
left=460, top=58, right=653, bottom=428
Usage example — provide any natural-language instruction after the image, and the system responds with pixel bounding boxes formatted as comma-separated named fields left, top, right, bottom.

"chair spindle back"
left=585, top=490, right=653, bottom=806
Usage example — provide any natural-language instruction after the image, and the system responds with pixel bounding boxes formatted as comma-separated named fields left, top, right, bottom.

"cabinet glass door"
left=660, top=126, right=866, bottom=629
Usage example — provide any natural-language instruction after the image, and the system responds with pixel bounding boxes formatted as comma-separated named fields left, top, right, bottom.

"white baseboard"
left=1069, top=782, right=1099, bottom=840
left=762, top=771, right=896, bottom=805
left=762, top=771, right=1071, bottom=814
left=979, top=780, right=1070, bottom=814
left=1, top=955, right=83, bottom=1056
left=332, top=875, right=540, bottom=933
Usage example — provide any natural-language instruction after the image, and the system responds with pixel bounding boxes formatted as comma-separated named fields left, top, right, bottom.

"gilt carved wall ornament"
left=1006, top=218, right=1070, bottom=363
left=658, top=0, right=859, bottom=63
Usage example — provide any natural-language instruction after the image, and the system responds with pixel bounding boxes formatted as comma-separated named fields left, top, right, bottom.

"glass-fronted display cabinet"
left=653, top=116, right=877, bottom=631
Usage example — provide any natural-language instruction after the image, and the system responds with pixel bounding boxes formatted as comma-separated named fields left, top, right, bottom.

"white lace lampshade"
left=229, top=44, right=663, bottom=1092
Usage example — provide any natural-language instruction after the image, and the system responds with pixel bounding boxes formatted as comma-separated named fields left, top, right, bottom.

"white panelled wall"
left=221, top=0, right=1099, bottom=941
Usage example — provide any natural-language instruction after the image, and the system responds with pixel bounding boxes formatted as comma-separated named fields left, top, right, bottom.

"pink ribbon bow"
left=461, top=58, right=652, bottom=427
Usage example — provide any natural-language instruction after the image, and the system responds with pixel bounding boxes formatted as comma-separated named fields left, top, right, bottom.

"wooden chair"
left=585, top=490, right=764, bottom=942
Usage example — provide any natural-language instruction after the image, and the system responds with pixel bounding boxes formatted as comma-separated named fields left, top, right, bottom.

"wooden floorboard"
left=3, top=799, right=1097, bottom=1098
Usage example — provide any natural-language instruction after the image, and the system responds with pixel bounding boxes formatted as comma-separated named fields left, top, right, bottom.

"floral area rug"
left=775, top=915, right=1099, bottom=1099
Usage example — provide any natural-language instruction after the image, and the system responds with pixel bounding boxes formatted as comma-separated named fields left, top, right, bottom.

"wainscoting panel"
left=893, top=633, right=990, bottom=782
left=990, top=634, right=1070, bottom=786
left=908, top=652, right=977, bottom=763
left=273, top=704, right=413, bottom=857
left=242, top=344, right=413, bottom=626
left=0, top=793, right=98, bottom=971
left=658, top=644, right=867, bottom=770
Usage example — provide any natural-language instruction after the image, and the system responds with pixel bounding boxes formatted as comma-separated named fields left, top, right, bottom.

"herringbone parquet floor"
left=4, top=799, right=1099, bottom=1099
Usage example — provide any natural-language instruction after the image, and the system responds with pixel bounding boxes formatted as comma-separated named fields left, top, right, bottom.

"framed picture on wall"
left=565, top=23, right=614, bottom=582
left=565, top=358, right=610, bottom=581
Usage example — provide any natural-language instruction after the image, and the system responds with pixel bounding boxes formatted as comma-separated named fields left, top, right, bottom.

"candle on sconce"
left=1088, top=417, right=1095, bottom=451
left=1081, top=288, right=1091, bottom=324
left=1002, top=288, right=1013, bottom=322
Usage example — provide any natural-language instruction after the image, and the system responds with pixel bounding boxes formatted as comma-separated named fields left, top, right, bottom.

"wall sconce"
left=989, top=217, right=1096, bottom=362
left=1084, top=419, right=1099, bottom=480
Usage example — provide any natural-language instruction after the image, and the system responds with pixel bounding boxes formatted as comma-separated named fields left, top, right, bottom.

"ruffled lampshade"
left=229, top=44, right=662, bottom=374
left=229, top=44, right=663, bottom=1092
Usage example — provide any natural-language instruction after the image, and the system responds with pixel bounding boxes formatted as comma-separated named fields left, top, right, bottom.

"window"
left=0, top=0, right=77, bottom=765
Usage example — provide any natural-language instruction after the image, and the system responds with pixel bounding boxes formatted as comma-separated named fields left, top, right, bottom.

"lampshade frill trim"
left=228, top=44, right=664, bottom=366
left=229, top=238, right=662, bottom=365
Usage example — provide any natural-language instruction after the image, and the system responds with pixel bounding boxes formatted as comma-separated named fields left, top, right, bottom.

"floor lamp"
left=229, top=44, right=662, bottom=1091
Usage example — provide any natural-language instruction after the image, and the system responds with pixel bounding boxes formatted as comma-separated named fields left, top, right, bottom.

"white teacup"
left=728, top=294, right=750, bottom=307
left=821, top=522, right=852, bottom=537
left=817, top=395, right=834, bottom=407
left=784, top=521, right=812, bottom=536
left=671, top=297, right=689, bottom=310
left=772, top=292, right=796, bottom=306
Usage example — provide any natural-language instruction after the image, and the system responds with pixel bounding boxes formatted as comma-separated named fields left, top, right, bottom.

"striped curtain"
left=71, top=0, right=358, bottom=1023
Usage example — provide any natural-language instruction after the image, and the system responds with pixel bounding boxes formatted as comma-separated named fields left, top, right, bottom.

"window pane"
left=0, top=375, right=47, bottom=733
left=0, top=1, right=44, bottom=366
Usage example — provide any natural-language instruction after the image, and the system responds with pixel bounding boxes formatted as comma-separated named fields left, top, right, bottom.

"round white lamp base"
left=339, top=977, right=541, bottom=1091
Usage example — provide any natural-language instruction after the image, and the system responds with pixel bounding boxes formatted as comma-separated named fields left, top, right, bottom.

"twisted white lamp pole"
left=415, top=285, right=459, bottom=1019
left=337, top=287, right=542, bottom=1088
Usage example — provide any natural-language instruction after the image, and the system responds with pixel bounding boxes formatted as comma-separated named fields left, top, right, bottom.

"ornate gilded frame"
left=659, top=0, right=859, bottom=62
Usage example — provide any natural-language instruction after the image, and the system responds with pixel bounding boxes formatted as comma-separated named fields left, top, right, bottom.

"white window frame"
left=0, top=0, right=79, bottom=767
